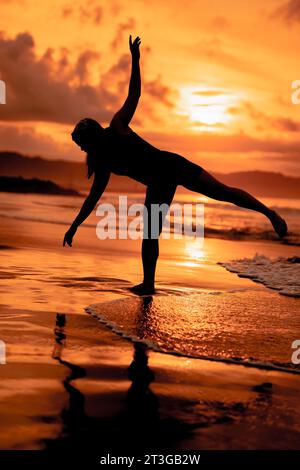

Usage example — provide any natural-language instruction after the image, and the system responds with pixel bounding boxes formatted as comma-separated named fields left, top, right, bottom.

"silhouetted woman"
left=64, top=35, right=288, bottom=295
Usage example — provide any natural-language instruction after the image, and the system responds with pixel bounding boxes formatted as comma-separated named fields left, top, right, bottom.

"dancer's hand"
left=129, top=35, right=141, bottom=60
left=63, top=226, right=77, bottom=247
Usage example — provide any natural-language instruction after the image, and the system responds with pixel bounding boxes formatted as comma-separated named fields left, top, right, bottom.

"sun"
left=177, top=86, right=234, bottom=131
left=185, top=240, right=205, bottom=259
left=189, top=104, right=230, bottom=126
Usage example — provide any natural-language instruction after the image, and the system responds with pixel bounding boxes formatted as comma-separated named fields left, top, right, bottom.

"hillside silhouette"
left=0, top=151, right=299, bottom=198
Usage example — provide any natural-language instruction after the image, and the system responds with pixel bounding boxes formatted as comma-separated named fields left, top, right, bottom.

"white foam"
left=220, top=254, right=300, bottom=297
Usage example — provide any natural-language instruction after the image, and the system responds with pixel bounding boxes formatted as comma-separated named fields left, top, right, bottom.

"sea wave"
left=219, top=254, right=300, bottom=297
left=1, top=211, right=299, bottom=244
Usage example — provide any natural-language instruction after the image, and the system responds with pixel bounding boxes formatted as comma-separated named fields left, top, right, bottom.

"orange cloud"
left=0, top=124, right=75, bottom=159
left=62, top=1, right=103, bottom=25
left=273, top=0, right=300, bottom=24
left=211, top=16, right=231, bottom=31
left=0, top=31, right=174, bottom=125
left=232, top=102, right=300, bottom=133
left=110, top=18, right=136, bottom=51
left=188, top=36, right=264, bottom=76
left=0, top=0, right=299, bottom=175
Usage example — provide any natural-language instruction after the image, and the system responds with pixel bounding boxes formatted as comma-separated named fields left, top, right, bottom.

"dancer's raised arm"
left=110, top=35, right=141, bottom=132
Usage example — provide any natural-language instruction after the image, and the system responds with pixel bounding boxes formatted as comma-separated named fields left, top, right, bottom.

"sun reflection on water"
left=177, top=239, right=206, bottom=267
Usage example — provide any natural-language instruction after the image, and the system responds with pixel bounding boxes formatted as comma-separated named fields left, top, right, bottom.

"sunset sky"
left=0, top=0, right=300, bottom=175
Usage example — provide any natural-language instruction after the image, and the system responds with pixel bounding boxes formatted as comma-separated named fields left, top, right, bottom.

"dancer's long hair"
left=71, top=118, right=103, bottom=179
left=85, top=151, right=96, bottom=179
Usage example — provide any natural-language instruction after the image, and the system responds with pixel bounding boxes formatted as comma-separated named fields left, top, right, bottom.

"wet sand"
left=1, top=304, right=300, bottom=452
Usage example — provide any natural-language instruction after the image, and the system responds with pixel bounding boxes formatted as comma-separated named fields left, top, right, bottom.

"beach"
left=2, top=0, right=300, bottom=462
left=0, top=190, right=299, bottom=454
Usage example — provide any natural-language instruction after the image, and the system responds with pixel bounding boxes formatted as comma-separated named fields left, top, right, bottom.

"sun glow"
left=177, top=86, right=235, bottom=131
left=176, top=240, right=206, bottom=268
left=185, top=240, right=205, bottom=261
left=189, top=104, right=230, bottom=126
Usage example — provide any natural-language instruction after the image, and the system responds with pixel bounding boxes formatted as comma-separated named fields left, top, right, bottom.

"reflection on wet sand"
left=45, top=304, right=281, bottom=455
left=47, top=310, right=194, bottom=452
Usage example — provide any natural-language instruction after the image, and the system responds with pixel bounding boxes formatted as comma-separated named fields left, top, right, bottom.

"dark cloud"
left=75, top=50, right=100, bottom=85
left=211, top=16, right=231, bottom=31
left=111, top=18, right=136, bottom=51
left=0, top=124, right=75, bottom=160
left=193, top=90, right=227, bottom=97
left=273, top=0, right=300, bottom=24
left=192, top=37, right=261, bottom=76
left=273, top=117, right=300, bottom=132
left=109, top=1, right=123, bottom=16
left=62, top=1, right=103, bottom=25
left=0, top=31, right=114, bottom=124
left=0, top=31, right=174, bottom=125
left=242, top=101, right=300, bottom=132
left=143, top=75, right=175, bottom=107
left=61, top=6, right=72, bottom=18
left=100, top=50, right=173, bottom=111
left=100, top=53, right=132, bottom=96
left=190, top=121, right=225, bottom=128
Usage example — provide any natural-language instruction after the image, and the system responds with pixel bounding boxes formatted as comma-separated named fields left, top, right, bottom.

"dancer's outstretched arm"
left=110, top=35, right=141, bottom=132
left=63, top=170, right=111, bottom=247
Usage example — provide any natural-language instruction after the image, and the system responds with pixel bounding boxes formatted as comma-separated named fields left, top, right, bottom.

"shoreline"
left=87, top=301, right=300, bottom=375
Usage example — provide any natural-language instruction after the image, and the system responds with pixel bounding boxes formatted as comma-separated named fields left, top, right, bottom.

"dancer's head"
left=71, top=118, right=103, bottom=178
left=71, top=118, right=103, bottom=152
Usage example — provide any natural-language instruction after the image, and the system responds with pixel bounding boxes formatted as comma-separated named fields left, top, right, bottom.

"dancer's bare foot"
left=269, top=210, right=288, bottom=238
left=129, top=282, right=155, bottom=295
